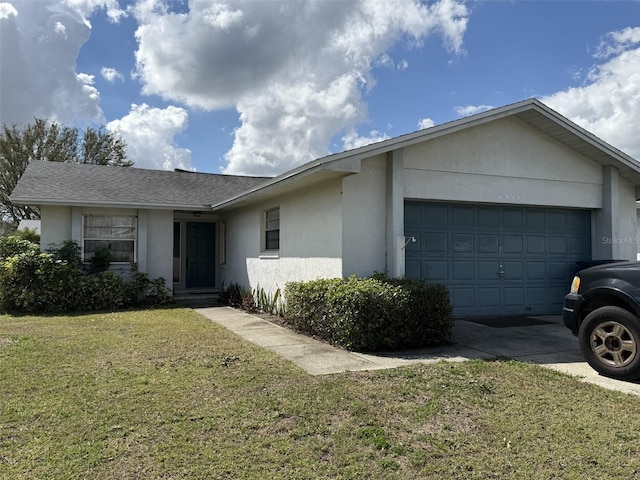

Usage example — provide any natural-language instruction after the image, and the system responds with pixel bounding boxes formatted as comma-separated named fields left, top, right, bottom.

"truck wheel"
left=579, top=306, right=640, bottom=381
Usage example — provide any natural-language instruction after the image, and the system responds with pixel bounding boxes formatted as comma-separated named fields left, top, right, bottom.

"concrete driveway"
left=196, top=307, right=640, bottom=397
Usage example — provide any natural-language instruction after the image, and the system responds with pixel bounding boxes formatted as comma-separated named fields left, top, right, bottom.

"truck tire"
left=579, top=306, right=640, bottom=381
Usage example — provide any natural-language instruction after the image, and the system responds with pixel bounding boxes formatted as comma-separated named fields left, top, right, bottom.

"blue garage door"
left=405, top=202, right=591, bottom=317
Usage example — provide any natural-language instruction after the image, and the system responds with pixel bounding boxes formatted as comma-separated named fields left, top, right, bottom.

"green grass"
left=1, top=307, right=640, bottom=479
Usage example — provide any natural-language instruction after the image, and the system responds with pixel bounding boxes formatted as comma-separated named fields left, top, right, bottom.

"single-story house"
left=10, top=99, right=640, bottom=317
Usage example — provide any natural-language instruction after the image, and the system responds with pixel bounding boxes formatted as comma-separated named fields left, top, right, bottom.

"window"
left=264, top=207, right=280, bottom=251
left=83, top=215, right=136, bottom=263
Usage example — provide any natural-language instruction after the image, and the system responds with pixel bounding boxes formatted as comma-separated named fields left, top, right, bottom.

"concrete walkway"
left=195, top=306, right=640, bottom=397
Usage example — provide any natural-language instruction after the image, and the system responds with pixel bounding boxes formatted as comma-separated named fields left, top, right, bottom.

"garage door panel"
left=478, top=287, right=500, bottom=307
left=424, top=204, right=448, bottom=226
left=502, top=208, right=524, bottom=228
left=451, top=288, right=475, bottom=308
left=405, top=259, right=421, bottom=279
left=526, top=210, right=546, bottom=230
left=404, top=231, right=421, bottom=255
left=425, top=233, right=448, bottom=253
left=527, top=286, right=552, bottom=306
left=567, top=210, right=590, bottom=230
left=548, top=262, right=570, bottom=280
left=405, top=201, right=591, bottom=317
left=452, top=234, right=473, bottom=253
left=479, top=207, right=500, bottom=227
left=425, top=260, right=448, bottom=281
left=548, top=211, right=567, bottom=230
left=452, top=206, right=475, bottom=227
left=502, top=261, right=523, bottom=279
left=502, top=235, right=523, bottom=254
left=478, top=235, right=499, bottom=253
left=452, top=260, right=474, bottom=280
left=549, top=286, right=568, bottom=306
left=569, top=236, right=590, bottom=254
left=526, top=236, right=546, bottom=254
left=504, top=287, right=525, bottom=306
left=404, top=203, right=422, bottom=226
left=478, top=261, right=500, bottom=280
left=526, top=261, right=546, bottom=279
left=548, top=236, right=568, bottom=254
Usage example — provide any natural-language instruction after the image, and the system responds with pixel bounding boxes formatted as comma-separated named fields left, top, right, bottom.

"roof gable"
left=211, top=99, right=640, bottom=210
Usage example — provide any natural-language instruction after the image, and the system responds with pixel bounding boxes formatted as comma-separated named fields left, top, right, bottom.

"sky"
left=1, top=0, right=639, bottom=177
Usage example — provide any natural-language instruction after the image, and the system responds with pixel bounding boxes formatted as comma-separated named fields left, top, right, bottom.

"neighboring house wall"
left=222, top=178, right=343, bottom=295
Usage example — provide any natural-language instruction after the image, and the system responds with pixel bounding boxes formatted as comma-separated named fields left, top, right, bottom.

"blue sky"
left=1, top=0, right=639, bottom=176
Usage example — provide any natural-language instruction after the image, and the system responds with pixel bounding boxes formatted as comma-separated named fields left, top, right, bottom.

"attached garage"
left=405, top=201, right=591, bottom=316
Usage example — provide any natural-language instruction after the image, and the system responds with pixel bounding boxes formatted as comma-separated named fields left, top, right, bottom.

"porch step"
left=173, top=292, right=222, bottom=308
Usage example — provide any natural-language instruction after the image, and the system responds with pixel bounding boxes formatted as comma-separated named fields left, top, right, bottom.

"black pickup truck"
left=563, top=261, right=640, bottom=381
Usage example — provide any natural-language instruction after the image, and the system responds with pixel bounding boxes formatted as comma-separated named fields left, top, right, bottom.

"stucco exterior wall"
left=222, top=178, right=343, bottom=295
left=145, top=209, right=173, bottom=288
left=403, top=116, right=603, bottom=208
left=40, top=205, right=72, bottom=249
left=617, top=177, right=637, bottom=261
left=341, top=155, right=388, bottom=277
left=637, top=209, right=640, bottom=261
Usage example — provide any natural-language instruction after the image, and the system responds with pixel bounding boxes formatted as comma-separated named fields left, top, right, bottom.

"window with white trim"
left=264, top=207, right=280, bottom=251
left=83, top=215, right=137, bottom=263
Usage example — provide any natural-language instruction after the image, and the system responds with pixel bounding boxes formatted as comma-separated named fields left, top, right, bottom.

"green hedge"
left=284, top=275, right=452, bottom=351
left=0, top=236, right=172, bottom=313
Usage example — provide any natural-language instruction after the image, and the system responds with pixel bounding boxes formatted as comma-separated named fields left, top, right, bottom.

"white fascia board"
left=529, top=101, right=640, bottom=170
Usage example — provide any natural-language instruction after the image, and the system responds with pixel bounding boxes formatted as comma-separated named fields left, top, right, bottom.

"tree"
left=0, top=118, right=132, bottom=226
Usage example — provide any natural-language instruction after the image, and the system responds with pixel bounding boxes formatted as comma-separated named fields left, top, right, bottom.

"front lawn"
left=1, top=307, right=639, bottom=479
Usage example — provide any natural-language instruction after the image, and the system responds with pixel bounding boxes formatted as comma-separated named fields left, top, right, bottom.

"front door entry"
left=186, top=222, right=215, bottom=289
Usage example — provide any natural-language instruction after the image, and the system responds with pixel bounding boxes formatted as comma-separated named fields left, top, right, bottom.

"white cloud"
left=454, top=104, right=494, bottom=117
left=202, top=2, right=243, bottom=30
left=0, top=2, right=17, bottom=19
left=418, top=118, right=435, bottom=129
left=101, top=66, right=124, bottom=82
left=107, top=103, right=192, bottom=171
left=132, top=0, right=469, bottom=175
left=593, top=26, right=640, bottom=59
left=543, top=26, right=640, bottom=161
left=53, top=21, right=67, bottom=38
left=342, top=129, right=391, bottom=151
left=0, top=0, right=124, bottom=127
left=65, top=0, right=126, bottom=23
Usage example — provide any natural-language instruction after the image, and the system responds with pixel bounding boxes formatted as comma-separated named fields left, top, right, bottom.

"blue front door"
left=186, top=222, right=215, bottom=289
left=405, top=202, right=591, bottom=317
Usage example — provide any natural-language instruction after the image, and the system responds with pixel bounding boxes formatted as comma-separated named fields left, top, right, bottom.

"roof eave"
left=10, top=197, right=213, bottom=211
left=211, top=158, right=361, bottom=211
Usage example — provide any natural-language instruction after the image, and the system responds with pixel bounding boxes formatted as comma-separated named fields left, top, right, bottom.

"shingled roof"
left=10, top=161, right=271, bottom=210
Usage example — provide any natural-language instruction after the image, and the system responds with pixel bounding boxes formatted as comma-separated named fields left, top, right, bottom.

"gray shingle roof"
left=10, top=161, right=271, bottom=209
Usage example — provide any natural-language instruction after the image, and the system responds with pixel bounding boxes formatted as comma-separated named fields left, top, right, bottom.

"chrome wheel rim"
left=590, top=320, right=638, bottom=368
